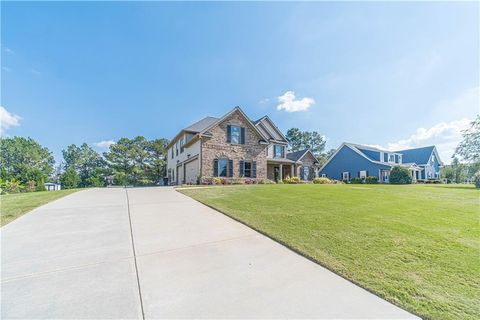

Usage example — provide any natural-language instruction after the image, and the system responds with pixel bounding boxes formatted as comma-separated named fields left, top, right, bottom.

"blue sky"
left=1, top=2, right=478, bottom=164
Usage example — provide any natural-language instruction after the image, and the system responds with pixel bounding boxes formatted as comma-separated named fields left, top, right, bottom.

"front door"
left=274, top=167, right=280, bottom=182
left=381, top=170, right=390, bottom=183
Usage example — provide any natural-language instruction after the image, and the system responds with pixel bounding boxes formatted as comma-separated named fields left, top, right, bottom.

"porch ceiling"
left=267, top=158, right=297, bottom=164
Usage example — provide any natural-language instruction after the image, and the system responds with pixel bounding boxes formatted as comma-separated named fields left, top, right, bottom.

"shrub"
left=474, top=172, right=480, bottom=188
left=283, top=176, right=301, bottom=184
left=313, top=177, right=332, bottom=184
left=231, top=178, right=245, bottom=185
left=350, top=177, right=363, bottom=184
left=389, top=166, right=412, bottom=184
left=25, top=180, right=37, bottom=192
left=245, top=178, right=257, bottom=184
left=213, top=177, right=222, bottom=185
left=365, top=176, right=379, bottom=184
left=258, top=179, right=274, bottom=184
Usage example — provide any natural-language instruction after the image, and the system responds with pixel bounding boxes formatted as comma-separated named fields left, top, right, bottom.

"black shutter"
left=358, top=171, right=360, bottom=177
left=366, top=170, right=369, bottom=177
left=213, top=159, right=218, bottom=176
left=241, top=127, right=245, bottom=144
left=227, top=125, right=231, bottom=143
left=252, top=161, right=257, bottom=178
left=239, top=160, right=244, bottom=176
left=228, top=160, right=234, bottom=177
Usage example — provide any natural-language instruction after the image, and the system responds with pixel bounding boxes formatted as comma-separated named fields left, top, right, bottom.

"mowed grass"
left=1, top=189, right=80, bottom=226
left=179, top=184, right=480, bottom=320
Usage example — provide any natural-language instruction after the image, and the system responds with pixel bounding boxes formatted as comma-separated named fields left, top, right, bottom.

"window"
left=244, top=161, right=252, bottom=177
left=359, top=170, right=367, bottom=179
left=176, top=141, right=179, bottom=156
left=388, top=154, right=395, bottom=163
left=239, top=160, right=257, bottom=178
left=342, top=171, right=350, bottom=180
left=227, top=125, right=245, bottom=144
left=180, top=139, right=184, bottom=153
left=171, top=148, right=174, bottom=159
left=321, top=174, right=326, bottom=178
left=398, top=155, right=402, bottom=164
left=274, top=145, right=285, bottom=158
left=218, top=159, right=228, bottom=177
left=214, top=159, right=233, bottom=177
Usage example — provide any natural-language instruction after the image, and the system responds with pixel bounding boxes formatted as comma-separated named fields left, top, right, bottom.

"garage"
left=184, top=159, right=199, bottom=184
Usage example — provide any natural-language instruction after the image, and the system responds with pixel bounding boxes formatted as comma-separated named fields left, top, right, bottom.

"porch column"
left=279, top=164, right=283, bottom=181
left=290, top=165, right=294, bottom=178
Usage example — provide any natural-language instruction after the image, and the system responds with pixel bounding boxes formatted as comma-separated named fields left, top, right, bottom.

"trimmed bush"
left=350, top=177, right=363, bottom=184
left=313, top=177, right=332, bottom=184
left=365, top=176, right=379, bottom=184
left=283, top=176, right=301, bottom=184
left=389, top=166, right=412, bottom=184
left=213, top=177, right=222, bottom=185
left=474, top=172, right=480, bottom=188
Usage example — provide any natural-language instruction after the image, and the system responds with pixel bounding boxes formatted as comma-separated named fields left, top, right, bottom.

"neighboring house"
left=44, top=182, right=61, bottom=191
left=319, top=143, right=442, bottom=183
left=166, top=106, right=320, bottom=185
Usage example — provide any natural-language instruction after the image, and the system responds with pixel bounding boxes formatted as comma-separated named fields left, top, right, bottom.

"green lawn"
left=179, top=184, right=480, bottom=320
left=1, top=189, right=80, bottom=226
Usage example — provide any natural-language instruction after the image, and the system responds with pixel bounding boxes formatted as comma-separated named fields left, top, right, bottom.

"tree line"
left=0, top=136, right=169, bottom=193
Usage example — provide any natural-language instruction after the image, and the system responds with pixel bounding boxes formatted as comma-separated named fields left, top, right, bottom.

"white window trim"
left=359, top=170, right=367, bottom=179
left=342, top=171, right=350, bottom=180
left=321, top=174, right=326, bottom=178
left=388, top=153, right=395, bottom=163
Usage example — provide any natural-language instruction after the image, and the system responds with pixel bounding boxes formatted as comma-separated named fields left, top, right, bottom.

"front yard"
left=179, top=184, right=479, bottom=320
left=0, top=189, right=80, bottom=226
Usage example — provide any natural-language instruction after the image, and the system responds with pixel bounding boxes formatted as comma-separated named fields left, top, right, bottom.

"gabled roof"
left=184, top=116, right=219, bottom=132
left=394, top=146, right=441, bottom=165
left=167, top=106, right=268, bottom=148
left=286, top=148, right=320, bottom=164
left=254, top=115, right=288, bottom=144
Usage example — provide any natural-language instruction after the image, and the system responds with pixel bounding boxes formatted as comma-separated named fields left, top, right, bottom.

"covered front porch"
left=267, top=159, right=298, bottom=182
left=402, top=163, right=422, bottom=183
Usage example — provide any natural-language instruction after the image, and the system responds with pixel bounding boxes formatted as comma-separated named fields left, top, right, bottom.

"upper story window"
left=430, top=154, right=435, bottom=164
left=180, top=138, right=184, bottom=153
left=388, top=154, right=395, bottom=163
left=398, top=155, right=402, bottom=164
left=274, top=145, right=285, bottom=158
left=227, top=125, right=245, bottom=144
left=175, top=141, right=179, bottom=156
left=171, top=147, right=174, bottom=159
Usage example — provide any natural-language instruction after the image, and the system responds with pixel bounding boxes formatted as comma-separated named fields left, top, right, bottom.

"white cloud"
left=0, top=106, right=22, bottom=135
left=371, top=118, right=472, bottom=164
left=94, top=140, right=115, bottom=149
left=277, top=91, right=315, bottom=112
left=258, top=98, right=270, bottom=104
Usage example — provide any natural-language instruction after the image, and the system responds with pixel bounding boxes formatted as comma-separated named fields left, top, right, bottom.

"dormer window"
left=388, top=154, right=395, bottom=163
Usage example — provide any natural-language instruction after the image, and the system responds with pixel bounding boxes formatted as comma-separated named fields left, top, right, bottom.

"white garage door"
left=185, top=160, right=199, bottom=184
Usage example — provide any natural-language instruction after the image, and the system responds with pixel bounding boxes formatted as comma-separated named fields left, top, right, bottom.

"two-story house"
left=319, top=143, right=442, bottom=183
left=166, top=106, right=320, bottom=185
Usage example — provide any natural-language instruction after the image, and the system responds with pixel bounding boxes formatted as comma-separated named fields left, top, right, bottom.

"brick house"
left=166, top=106, right=320, bottom=185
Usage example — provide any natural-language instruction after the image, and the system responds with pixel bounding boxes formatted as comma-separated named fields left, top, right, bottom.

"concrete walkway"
left=1, top=187, right=417, bottom=319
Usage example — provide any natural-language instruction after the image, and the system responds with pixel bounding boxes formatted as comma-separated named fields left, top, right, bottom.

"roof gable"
left=286, top=149, right=319, bottom=163
left=395, top=146, right=437, bottom=165
left=254, top=116, right=288, bottom=143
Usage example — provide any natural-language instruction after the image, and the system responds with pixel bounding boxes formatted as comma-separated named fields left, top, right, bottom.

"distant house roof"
left=184, top=116, right=219, bottom=133
left=286, top=149, right=309, bottom=161
left=395, top=146, right=438, bottom=165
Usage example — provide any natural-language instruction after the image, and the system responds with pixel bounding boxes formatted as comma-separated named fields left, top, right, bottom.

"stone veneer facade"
left=200, top=109, right=268, bottom=179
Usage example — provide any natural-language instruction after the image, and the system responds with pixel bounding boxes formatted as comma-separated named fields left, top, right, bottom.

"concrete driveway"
left=1, top=187, right=417, bottom=319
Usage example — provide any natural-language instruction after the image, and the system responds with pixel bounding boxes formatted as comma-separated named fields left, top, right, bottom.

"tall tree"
left=147, top=138, right=169, bottom=184
left=455, top=115, right=480, bottom=162
left=104, top=138, right=135, bottom=185
left=0, top=137, right=54, bottom=184
left=286, top=128, right=326, bottom=157
left=62, top=143, right=106, bottom=187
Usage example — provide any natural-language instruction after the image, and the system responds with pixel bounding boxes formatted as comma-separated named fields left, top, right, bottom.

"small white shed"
left=44, top=182, right=61, bottom=191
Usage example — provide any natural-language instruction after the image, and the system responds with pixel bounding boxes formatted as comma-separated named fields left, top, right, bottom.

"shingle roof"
left=286, top=149, right=309, bottom=161
left=395, top=146, right=435, bottom=165
left=184, top=116, right=219, bottom=133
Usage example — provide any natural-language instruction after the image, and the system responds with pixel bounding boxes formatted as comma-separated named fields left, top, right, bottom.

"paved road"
left=1, top=187, right=417, bottom=319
